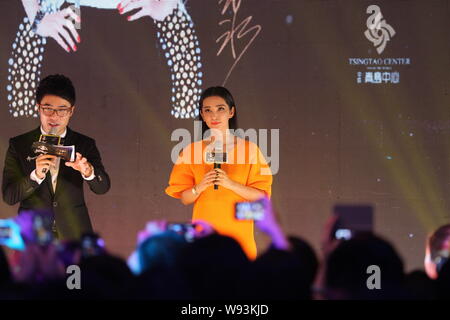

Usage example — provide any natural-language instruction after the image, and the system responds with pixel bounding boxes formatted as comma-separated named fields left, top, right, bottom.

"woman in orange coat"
left=165, top=87, right=272, bottom=259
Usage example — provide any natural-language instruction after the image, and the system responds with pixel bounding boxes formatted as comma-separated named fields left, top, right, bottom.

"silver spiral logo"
left=364, top=5, right=396, bottom=54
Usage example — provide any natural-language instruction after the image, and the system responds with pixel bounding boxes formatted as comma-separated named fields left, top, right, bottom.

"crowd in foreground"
left=0, top=200, right=449, bottom=300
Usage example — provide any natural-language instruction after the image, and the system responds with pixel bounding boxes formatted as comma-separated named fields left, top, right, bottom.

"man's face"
left=38, top=94, right=74, bottom=135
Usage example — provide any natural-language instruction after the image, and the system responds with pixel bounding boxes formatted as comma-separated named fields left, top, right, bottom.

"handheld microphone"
left=213, top=140, right=226, bottom=190
left=214, top=163, right=220, bottom=190
left=41, top=127, right=58, bottom=175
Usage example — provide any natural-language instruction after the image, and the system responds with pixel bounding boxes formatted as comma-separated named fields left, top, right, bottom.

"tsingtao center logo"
left=347, top=4, right=411, bottom=85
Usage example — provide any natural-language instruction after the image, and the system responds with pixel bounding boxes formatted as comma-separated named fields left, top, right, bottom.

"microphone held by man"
left=32, top=127, right=75, bottom=178
left=44, top=127, right=58, bottom=175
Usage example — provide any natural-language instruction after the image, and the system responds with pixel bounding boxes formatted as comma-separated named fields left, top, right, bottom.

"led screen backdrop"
left=0, top=0, right=449, bottom=271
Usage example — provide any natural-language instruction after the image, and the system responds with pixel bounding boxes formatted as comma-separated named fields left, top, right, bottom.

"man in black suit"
left=2, top=74, right=110, bottom=240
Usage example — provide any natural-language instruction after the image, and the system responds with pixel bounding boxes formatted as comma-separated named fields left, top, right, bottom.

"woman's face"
left=200, top=96, right=235, bottom=132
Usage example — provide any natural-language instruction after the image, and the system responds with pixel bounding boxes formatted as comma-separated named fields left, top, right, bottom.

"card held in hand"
left=31, top=141, right=75, bottom=162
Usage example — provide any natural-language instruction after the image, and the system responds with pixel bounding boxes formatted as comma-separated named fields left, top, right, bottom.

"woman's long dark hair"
left=197, top=86, right=238, bottom=137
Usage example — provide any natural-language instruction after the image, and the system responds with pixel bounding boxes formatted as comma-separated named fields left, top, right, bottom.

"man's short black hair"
left=36, top=74, right=76, bottom=106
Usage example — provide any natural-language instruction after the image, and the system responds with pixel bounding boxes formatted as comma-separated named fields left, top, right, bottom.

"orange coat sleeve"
left=165, top=149, right=195, bottom=199
left=246, top=143, right=273, bottom=197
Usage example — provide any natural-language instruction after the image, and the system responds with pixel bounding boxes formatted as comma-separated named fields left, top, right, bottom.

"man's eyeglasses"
left=39, top=106, right=73, bottom=117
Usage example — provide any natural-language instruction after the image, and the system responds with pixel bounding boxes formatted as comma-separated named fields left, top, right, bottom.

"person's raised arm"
left=255, top=197, right=290, bottom=251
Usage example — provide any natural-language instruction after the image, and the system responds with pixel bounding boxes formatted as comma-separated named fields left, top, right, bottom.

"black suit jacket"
left=2, top=127, right=111, bottom=240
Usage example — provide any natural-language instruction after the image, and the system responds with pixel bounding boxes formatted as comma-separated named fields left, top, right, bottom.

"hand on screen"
left=118, top=0, right=178, bottom=22
left=35, top=7, right=81, bottom=53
